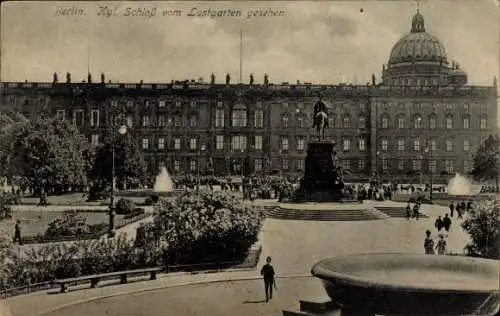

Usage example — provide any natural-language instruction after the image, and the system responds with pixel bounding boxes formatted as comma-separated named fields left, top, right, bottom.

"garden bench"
left=54, top=267, right=163, bottom=293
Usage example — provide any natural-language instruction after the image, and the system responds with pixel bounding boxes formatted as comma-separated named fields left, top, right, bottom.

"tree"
left=90, top=133, right=147, bottom=191
left=461, top=200, right=499, bottom=259
left=0, top=111, right=28, bottom=181
left=472, top=134, right=499, bottom=192
left=5, top=117, right=89, bottom=195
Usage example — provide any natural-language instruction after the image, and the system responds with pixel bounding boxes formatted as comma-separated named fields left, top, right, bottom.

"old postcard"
left=0, top=1, right=499, bottom=316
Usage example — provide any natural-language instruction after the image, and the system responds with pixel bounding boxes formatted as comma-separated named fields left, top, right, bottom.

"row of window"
left=378, top=138, right=473, bottom=152
left=379, top=159, right=470, bottom=174
left=60, top=108, right=491, bottom=131
left=380, top=102, right=488, bottom=111
left=90, top=133, right=476, bottom=154
left=381, top=115, right=488, bottom=129
left=164, top=158, right=469, bottom=175
left=111, top=99, right=201, bottom=108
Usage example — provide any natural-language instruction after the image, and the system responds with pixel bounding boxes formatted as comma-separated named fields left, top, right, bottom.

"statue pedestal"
left=293, top=141, right=345, bottom=202
left=282, top=297, right=341, bottom=316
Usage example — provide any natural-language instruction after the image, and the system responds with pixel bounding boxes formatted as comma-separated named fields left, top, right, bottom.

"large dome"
left=388, top=32, right=448, bottom=65
left=388, top=11, right=448, bottom=66
left=382, top=10, right=456, bottom=86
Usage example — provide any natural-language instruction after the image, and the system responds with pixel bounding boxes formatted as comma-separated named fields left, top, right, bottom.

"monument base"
left=291, top=141, right=346, bottom=203
left=282, top=297, right=341, bottom=316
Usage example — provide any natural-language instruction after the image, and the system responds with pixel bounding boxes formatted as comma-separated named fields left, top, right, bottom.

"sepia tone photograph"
left=0, top=1, right=499, bottom=315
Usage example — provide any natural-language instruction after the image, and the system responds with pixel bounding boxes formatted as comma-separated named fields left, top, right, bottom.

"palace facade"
left=0, top=11, right=497, bottom=182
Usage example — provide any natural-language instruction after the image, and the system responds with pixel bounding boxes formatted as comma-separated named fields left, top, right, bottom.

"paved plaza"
left=6, top=200, right=474, bottom=316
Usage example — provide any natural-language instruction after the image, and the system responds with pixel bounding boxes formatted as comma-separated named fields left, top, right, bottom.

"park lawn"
left=0, top=210, right=127, bottom=238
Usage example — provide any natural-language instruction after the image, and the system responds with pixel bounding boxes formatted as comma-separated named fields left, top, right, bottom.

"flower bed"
left=20, top=212, right=149, bottom=244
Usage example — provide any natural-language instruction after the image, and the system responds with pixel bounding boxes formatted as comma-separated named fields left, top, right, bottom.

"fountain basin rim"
left=311, top=252, right=499, bottom=294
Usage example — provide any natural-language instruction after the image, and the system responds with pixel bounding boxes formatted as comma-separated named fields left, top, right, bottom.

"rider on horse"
left=312, top=97, right=329, bottom=128
left=312, top=97, right=329, bottom=140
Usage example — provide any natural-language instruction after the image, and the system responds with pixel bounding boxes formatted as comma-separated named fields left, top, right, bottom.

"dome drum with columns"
left=382, top=10, right=467, bottom=86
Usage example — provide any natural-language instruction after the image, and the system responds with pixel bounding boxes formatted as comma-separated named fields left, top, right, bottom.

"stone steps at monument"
left=375, top=206, right=429, bottom=219
left=263, top=207, right=388, bottom=221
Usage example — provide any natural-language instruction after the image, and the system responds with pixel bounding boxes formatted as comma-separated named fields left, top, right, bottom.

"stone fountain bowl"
left=311, top=253, right=499, bottom=315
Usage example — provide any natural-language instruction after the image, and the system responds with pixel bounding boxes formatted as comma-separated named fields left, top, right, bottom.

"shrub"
left=0, top=229, right=13, bottom=286
left=2, top=234, right=145, bottom=286
left=1, top=192, right=21, bottom=206
left=116, top=198, right=135, bottom=215
left=150, top=190, right=264, bottom=264
left=45, top=211, right=92, bottom=239
left=461, top=200, right=499, bottom=259
left=0, top=195, right=13, bottom=220
left=123, top=208, right=145, bottom=219
left=143, top=195, right=159, bottom=206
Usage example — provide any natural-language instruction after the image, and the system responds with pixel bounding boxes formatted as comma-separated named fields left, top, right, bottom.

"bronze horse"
left=314, top=111, right=328, bottom=141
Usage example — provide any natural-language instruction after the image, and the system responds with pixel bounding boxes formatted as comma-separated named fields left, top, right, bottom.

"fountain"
left=305, top=253, right=500, bottom=316
left=153, top=166, right=174, bottom=192
left=117, top=166, right=179, bottom=198
left=447, top=173, right=481, bottom=195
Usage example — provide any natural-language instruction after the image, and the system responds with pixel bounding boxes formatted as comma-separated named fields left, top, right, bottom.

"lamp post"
left=109, top=124, right=128, bottom=238
left=240, top=148, right=244, bottom=178
left=196, top=144, right=206, bottom=192
left=376, top=151, right=380, bottom=182
left=425, top=146, right=433, bottom=200
left=496, top=152, right=500, bottom=193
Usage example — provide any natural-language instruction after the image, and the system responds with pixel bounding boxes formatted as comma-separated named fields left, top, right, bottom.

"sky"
left=0, top=0, right=499, bottom=86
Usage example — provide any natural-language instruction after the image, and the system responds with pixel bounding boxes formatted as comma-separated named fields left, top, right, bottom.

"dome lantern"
left=411, top=10, right=425, bottom=33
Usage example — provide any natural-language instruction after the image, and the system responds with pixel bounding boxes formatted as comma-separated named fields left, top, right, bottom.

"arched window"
left=413, top=115, right=422, bottom=129
left=381, top=114, right=389, bottom=129
left=231, top=104, right=247, bottom=127
left=358, top=116, right=366, bottom=129
left=342, top=115, right=351, bottom=129
left=397, top=116, right=405, bottom=129
left=480, top=116, right=487, bottom=129
left=428, top=115, right=436, bottom=129
left=463, top=116, right=470, bottom=129
left=296, top=116, right=304, bottom=128
left=281, top=113, right=289, bottom=128
left=328, top=116, right=336, bottom=128
left=445, top=115, right=453, bottom=129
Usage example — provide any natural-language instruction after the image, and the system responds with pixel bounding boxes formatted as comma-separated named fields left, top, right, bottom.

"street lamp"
left=496, top=152, right=500, bottom=193
left=240, top=148, right=244, bottom=178
left=376, top=151, right=380, bottom=180
left=196, top=144, right=206, bottom=192
left=425, top=146, right=433, bottom=200
left=109, top=124, right=128, bottom=238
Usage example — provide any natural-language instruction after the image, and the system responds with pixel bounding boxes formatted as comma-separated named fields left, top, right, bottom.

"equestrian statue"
left=312, top=97, right=329, bottom=141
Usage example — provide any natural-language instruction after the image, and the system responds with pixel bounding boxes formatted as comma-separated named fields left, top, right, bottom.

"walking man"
left=405, top=203, right=411, bottom=220
left=260, top=256, right=276, bottom=302
left=449, top=202, right=454, bottom=218
left=434, top=216, right=444, bottom=232
left=13, top=220, right=22, bottom=245
left=412, top=203, right=420, bottom=220
left=443, top=214, right=452, bottom=232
